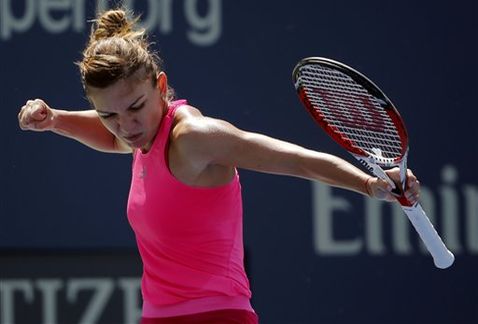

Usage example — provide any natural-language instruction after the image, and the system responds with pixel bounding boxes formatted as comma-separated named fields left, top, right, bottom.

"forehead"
left=88, top=76, right=152, bottom=112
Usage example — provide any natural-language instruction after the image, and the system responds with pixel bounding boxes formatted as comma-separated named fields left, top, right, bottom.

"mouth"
left=123, top=133, right=143, bottom=143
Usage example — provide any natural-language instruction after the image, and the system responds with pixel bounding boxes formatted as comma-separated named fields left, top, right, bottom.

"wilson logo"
left=358, top=159, right=374, bottom=173
left=313, top=87, right=386, bottom=132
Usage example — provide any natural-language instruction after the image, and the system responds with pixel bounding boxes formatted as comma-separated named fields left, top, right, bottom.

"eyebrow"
left=96, top=94, right=145, bottom=114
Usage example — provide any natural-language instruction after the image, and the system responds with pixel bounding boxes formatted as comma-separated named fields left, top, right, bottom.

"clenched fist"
left=18, top=99, right=56, bottom=132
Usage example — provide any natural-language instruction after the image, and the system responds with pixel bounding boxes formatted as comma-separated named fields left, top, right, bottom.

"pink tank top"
left=127, top=100, right=253, bottom=317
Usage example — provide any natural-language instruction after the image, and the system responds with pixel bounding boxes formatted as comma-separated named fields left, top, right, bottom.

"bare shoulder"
left=170, top=105, right=214, bottom=164
left=172, top=105, right=236, bottom=141
left=169, top=104, right=242, bottom=166
left=174, top=104, right=204, bottom=121
left=168, top=104, right=240, bottom=184
left=172, top=105, right=206, bottom=139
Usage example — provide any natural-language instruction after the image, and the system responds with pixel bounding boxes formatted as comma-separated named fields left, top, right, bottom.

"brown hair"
left=78, top=9, right=174, bottom=100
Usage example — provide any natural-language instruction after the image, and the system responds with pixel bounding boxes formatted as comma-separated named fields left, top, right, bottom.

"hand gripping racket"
left=293, top=57, right=454, bottom=269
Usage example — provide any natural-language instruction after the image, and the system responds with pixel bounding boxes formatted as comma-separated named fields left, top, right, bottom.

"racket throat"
left=399, top=150, right=409, bottom=192
left=354, top=155, right=395, bottom=188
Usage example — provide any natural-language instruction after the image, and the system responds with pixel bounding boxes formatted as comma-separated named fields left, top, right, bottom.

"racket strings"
left=298, top=65, right=403, bottom=159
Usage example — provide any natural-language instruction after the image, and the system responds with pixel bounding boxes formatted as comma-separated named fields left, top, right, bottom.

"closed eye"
left=95, top=98, right=146, bottom=118
left=129, top=101, right=145, bottom=111
left=98, top=112, right=115, bottom=119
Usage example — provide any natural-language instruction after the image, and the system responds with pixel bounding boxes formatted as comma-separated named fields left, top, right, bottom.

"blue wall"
left=1, top=1, right=477, bottom=323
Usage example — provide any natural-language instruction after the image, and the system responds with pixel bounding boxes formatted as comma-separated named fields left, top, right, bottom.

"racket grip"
left=401, top=204, right=455, bottom=269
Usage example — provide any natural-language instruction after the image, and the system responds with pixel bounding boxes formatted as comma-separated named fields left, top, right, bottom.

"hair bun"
left=92, top=9, right=137, bottom=41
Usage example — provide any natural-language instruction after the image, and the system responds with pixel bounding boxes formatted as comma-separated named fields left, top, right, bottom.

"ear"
left=156, top=72, right=168, bottom=97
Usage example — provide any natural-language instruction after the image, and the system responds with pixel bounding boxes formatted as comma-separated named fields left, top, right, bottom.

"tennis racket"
left=293, top=57, right=454, bottom=269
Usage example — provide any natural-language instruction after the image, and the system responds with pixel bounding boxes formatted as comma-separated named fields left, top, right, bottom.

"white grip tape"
left=402, top=204, right=455, bottom=269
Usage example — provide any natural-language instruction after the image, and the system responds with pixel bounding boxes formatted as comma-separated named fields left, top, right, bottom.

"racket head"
left=293, top=57, right=409, bottom=166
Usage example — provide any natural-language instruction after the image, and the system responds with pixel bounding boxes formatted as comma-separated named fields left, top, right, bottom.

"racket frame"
left=293, top=57, right=455, bottom=268
left=293, top=57, right=409, bottom=166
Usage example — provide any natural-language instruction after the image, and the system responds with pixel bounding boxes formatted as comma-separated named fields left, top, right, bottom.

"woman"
left=18, top=9, right=420, bottom=324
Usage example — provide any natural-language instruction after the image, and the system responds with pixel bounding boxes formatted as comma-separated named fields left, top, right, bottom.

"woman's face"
left=88, top=72, right=167, bottom=152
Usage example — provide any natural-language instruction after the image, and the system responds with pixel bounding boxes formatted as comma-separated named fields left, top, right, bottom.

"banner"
left=1, top=251, right=142, bottom=324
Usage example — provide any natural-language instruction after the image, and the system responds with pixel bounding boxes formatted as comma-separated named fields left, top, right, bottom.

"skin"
left=18, top=72, right=420, bottom=202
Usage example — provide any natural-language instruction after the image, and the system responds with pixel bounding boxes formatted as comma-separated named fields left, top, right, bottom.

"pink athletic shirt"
left=127, top=100, right=253, bottom=317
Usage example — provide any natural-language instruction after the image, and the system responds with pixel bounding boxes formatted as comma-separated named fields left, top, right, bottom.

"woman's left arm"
left=174, top=112, right=420, bottom=202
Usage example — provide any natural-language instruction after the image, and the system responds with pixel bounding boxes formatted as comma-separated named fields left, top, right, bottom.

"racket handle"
left=401, top=204, right=455, bottom=269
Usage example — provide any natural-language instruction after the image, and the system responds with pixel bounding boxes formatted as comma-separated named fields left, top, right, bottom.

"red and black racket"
left=293, top=57, right=454, bottom=269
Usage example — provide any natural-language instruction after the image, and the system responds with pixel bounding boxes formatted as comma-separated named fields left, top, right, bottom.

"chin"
left=126, top=138, right=147, bottom=150
left=137, top=138, right=154, bottom=152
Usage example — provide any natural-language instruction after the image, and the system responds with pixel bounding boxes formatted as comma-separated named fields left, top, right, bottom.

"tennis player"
left=18, top=9, right=420, bottom=324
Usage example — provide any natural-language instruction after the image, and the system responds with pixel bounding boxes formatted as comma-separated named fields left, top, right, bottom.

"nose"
left=117, top=114, right=138, bottom=135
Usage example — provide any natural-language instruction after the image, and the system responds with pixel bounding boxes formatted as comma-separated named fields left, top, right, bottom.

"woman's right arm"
left=18, top=99, right=131, bottom=153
